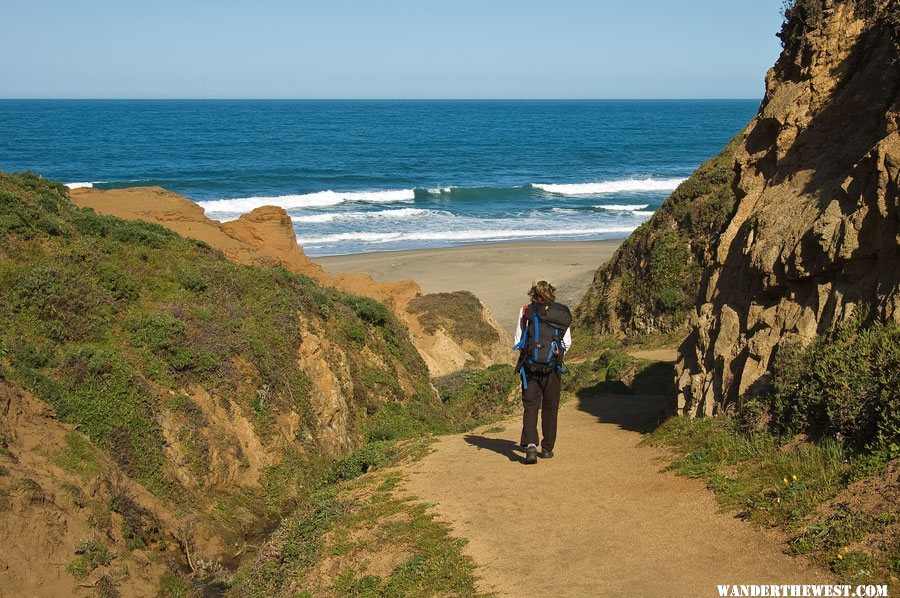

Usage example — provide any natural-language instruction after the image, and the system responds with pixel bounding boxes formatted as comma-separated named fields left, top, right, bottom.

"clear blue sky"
left=1, top=0, right=785, bottom=99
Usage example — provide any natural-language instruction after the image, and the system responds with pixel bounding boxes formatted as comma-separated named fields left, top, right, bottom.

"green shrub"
left=67, top=538, right=112, bottom=577
left=768, top=316, right=900, bottom=455
left=433, top=364, right=517, bottom=430
left=319, top=442, right=396, bottom=485
left=365, top=397, right=452, bottom=441
left=13, top=263, right=109, bottom=341
left=71, top=210, right=174, bottom=248
left=178, top=272, right=208, bottom=293
left=342, top=295, right=390, bottom=326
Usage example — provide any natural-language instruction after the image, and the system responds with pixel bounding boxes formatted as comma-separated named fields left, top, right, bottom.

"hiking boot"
left=525, top=446, right=538, bottom=464
left=539, top=449, right=554, bottom=459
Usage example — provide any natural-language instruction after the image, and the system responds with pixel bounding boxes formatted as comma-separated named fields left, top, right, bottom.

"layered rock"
left=675, top=0, right=899, bottom=414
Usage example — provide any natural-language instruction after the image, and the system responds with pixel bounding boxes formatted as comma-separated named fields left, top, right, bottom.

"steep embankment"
left=577, top=0, right=899, bottom=416
left=70, top=187, right=511, bottom=376
left=576, top=135, right=743, bottom=339
left=676, top=0, right=899, bottom=415
left=0, top=173, right=454, bottom=596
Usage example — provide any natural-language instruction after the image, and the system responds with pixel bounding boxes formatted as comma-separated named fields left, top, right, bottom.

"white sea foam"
left=534, top=178, right=685, bottom=195
left=595, top=204, right=651, bottom=211
left=65, top=182, right=100, bottom=189
left=291, top=207, right=432, bottom=224
left=632, top=211, right=656, bottom=217
left=301, top=225, right=638, bottom=245
left=198, top=189, right=416, bottom=213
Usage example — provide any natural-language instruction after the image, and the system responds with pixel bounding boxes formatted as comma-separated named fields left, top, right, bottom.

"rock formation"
left=677, top=0, right=898, bottom=415
left=577, top=0, right=898, bottom=416
left=71, top=186, right=511, bottom=376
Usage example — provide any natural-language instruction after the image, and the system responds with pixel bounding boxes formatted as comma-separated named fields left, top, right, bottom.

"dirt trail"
left=404, top=391, right=827, bottom=597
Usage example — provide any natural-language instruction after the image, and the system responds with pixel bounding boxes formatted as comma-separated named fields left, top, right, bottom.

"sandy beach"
left=314, top=239, right=620, bottom=334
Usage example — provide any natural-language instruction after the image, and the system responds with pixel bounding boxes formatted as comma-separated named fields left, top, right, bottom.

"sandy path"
left=404, top=391, right=826, bottom=597
left=315, top=240, right=620, bottom=334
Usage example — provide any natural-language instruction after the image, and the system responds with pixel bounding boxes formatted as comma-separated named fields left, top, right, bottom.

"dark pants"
left=520, top=370, right=561, bottom=451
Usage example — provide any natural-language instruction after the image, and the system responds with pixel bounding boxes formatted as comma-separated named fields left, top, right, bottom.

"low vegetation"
left=0, top=171, right=435, bottom=496
left=408, top=290, right=501, bottom=345
left=644, top=316, right=900, bottom=588
left=647, top=417, right=898, bottom=588
left=577, top=134, right=742, bottom=339
left=764, top=316, right=899, bottom=460
left=228, top=439, right=487, bottom=597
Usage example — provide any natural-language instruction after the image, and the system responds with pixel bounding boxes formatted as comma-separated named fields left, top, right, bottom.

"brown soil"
left=403, top=390, right=828, bottom=596
left=627, top=348, right=679, bottom=362
left=0, top=381, right=173, bottom=598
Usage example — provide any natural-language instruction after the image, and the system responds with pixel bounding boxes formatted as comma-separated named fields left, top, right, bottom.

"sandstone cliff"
left=577, top=0, right=898, bottom=416
left=676, top=0, right=898, bottom=415
left=71, top=186, right=511, bottom=376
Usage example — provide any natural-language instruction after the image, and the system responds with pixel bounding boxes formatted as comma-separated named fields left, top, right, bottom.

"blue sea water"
left=0, top=100, right=757, bottom=256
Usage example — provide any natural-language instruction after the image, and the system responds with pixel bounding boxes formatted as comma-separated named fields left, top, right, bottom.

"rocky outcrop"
left=71, top=186, right=509, bottom=376
left=675, top=0, right=899, bottom=415
left=576, top=136, right=742, bottom=338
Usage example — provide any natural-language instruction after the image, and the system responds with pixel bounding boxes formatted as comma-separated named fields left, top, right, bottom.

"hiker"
left=513, top=280, right=572, bottom=465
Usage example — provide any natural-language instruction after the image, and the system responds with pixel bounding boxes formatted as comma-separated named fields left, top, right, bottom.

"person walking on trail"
left=513, top=281, right=572, bottom=465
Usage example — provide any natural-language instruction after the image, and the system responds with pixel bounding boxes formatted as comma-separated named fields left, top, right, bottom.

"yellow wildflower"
left=792, top=474, right=798, bottom=481
left=837, top=554, right=844, bottom=560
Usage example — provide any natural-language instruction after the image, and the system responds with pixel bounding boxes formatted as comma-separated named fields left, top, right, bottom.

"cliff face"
left=676, top=0, right=899, bottom=415
left=576, top=136, right=742, bottom=338
left=71, top=187, right=511, bottom=376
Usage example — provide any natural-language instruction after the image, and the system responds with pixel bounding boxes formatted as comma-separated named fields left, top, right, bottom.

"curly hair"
left=528, top=280, right=556, bottom=303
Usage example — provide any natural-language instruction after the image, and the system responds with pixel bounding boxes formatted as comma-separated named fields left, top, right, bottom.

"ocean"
left=0, top=100, right=757, bottom=256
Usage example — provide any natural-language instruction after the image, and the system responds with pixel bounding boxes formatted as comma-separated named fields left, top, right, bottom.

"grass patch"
left=67, top=538, right=113, bottom=578
left=647, top=415, right=899, bottom=586
left=408, top=291, right=500, bottom=345
left=52, top=432, right=102, bottom=481
left=158, top=571, right=191, bottom=597
left=229, top=454, right=486, bottom=597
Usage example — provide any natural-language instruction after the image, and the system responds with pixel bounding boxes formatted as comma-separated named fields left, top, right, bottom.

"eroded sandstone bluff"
left=71, top=186, right=511, bottom=376
left=678, top=0, right=898, bottom=415
left=579, top=0, right=899, bottom=415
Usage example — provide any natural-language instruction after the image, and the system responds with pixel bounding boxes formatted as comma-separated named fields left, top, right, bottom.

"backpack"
left=514, top=301, right=572, bottom=386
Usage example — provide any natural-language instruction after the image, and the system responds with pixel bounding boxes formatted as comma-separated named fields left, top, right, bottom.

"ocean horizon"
left=0, top=99, right=757, bottom=255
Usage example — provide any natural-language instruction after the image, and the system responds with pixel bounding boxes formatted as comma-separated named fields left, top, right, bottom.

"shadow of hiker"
left=463, top=435, right=526, bottom=464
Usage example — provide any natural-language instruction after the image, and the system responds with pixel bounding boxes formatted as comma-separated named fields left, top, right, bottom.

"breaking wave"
left=533, top=178, right=684, bottom=195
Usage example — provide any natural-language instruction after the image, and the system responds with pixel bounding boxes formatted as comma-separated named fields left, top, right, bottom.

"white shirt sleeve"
left=513, top=305, right=526, bottom=348
left=563, top=326, right=572, bottom=350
